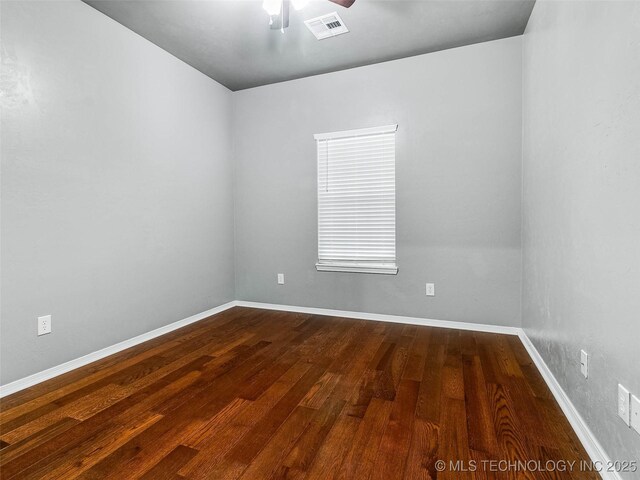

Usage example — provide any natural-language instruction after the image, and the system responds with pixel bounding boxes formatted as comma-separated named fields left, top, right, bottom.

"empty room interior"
left=1, top=0, right=639, bottom=478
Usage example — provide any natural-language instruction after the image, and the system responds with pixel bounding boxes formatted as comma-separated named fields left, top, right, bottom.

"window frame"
left=314, top=124, right=398, bottom=275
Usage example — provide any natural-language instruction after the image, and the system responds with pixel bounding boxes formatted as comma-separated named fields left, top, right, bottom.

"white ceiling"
left=84, top=0, right=535, bottom=91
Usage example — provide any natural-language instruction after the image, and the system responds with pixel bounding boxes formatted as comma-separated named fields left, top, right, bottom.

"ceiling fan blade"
left=328, top=0, right=355, bottom=7
left=270, top=0, right=290, bottom=29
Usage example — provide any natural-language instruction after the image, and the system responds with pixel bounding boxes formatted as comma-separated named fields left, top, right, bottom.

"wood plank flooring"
left=0, top=307, right=597, bottom=479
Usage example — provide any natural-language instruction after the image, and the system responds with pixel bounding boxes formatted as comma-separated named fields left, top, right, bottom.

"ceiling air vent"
left=304, top=12, right=349, bottom=40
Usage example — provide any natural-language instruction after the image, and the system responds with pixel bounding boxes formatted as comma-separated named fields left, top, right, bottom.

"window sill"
left=315, top=263, right=398, bottom=275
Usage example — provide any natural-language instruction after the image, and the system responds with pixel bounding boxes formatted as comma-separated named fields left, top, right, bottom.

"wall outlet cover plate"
left=618, top=384, right=631, bottom=426
left=580, top=350, right=588, bottom=378
left=38, top=315, right=52, bottom=336
left=631, top=394, right=640, bottom=435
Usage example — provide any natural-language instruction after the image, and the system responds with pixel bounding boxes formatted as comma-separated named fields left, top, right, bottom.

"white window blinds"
left=315, top=124, right=398, bottom=275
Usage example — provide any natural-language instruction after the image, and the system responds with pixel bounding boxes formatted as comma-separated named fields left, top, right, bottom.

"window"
left=315, top=124, right=398, bottom=275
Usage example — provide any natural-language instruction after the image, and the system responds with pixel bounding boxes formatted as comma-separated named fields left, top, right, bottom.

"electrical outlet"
left=38, top=315, right=52, bottom=336
left=580, top=350, right=588, bottom=378
left=618, top=384, right=631, bottom=426
left=631, top=395, right=640, bottom=435
left=425, top=283, right=435, bottom=296
left=277, top=273, right=285, bottom=285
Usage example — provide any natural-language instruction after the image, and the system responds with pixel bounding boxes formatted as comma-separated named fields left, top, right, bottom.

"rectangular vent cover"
left=304, top=12, right=349, bottom=40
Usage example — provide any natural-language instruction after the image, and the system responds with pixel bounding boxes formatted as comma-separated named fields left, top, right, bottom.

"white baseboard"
left=0, top=299, right=615, bottom=480
left=0, top=301, right=237, bottom=398
left=235, top=300, right=521, bottom=336
left=518, top=331, right=619, bottom=480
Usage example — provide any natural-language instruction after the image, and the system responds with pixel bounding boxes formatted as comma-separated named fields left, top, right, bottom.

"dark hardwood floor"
left=0, top=307, right=596, bottom=479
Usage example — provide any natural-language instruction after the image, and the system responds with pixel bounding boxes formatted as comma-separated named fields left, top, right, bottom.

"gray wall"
left=3, top=5, right=638, bottom=472
left=0, top=1, right=235, bottom=384
left=233, top=37, right=523, bottom=327
left=522, top=0, right=640, bottom=472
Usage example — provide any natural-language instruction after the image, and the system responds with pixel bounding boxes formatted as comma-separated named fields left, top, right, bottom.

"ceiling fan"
left=262, top=0, right=355, bottom=31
